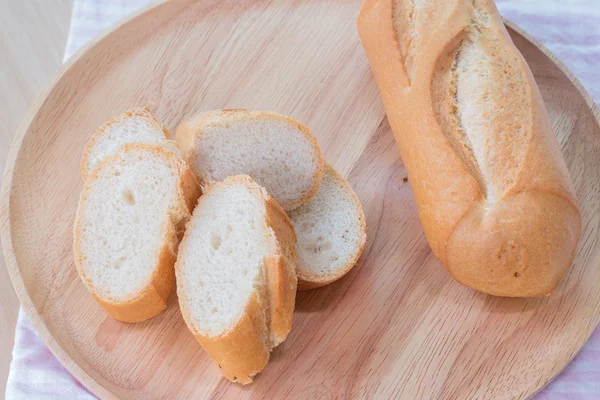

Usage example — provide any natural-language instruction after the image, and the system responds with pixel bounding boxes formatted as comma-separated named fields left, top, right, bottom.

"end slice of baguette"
left=176, top=109, right=324, bottom=210
left=80, top=107, right=174, bottom=181
left=73, top=144, right=200, bottom=323
left=288, top=164, right=366, bottom=290
left=176, top=175, right=297, bottom=384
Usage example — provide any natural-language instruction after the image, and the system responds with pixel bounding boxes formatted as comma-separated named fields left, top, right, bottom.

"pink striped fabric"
left=6, top=0, right=600, bottom=398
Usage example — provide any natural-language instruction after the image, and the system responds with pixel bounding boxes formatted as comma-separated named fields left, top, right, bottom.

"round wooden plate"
left=2, top=0, right=600, bottom=398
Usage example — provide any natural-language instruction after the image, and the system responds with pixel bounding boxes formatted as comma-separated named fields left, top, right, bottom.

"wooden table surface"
left=0, top=0, right=72, bottom=396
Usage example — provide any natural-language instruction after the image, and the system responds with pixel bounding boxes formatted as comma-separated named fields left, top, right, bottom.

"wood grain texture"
left=0, top=0, right=72, bottom=395
left=1, top=1, right=599, bottom=399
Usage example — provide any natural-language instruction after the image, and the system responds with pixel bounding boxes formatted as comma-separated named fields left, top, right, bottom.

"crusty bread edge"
left=175, top=109, right=325, bottom=210
left=357, top=0, right=581, bottom=297
left=296, top=164, right=367, bottom=291
left=73, top=143, right=200, bottom=323
left=176, top=175, right=297, bottom=384
left=261, top=182, right=298, bottom=343
left=80, top=107, right=171, bottom=181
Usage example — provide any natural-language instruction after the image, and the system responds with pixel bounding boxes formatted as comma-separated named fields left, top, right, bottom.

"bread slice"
left=176, top=109, right=324, bottom=210
left=73, top=144, right=201, bottom=323
left=176, top=175, right=297, bottom=384
left=80, top=107, right=174, bottom=181
left=288, top=164, right=366, bottom=290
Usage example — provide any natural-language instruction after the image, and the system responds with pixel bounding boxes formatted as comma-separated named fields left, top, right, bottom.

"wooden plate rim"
left=0, top=1, right=170, bottom=398
left=1, top=2, right=598, bottom=398
left=502, top=19, right=600, bottom=398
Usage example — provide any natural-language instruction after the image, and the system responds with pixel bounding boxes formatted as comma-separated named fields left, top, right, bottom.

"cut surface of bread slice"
left=176, top=109, right=324, bottom=210
left=288, top=164, right=366, bottom=290
left=176, top=175, right=297, bottom=384
left=73, top=144, right=200, bottom=323
left=81, top=107, right=173, bottom=181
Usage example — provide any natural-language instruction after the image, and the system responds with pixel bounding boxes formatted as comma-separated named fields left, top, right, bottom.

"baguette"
left=289, top=164, right=366, bottom=290
left=176, top=109, right=324, bottom=210
left=80, top=107, right=174, bottom=181
left=176, top=175, right=297, bottom=384
left=358, top=0, right=581, bottom=297
left=73, top=144, right=200, bottom=322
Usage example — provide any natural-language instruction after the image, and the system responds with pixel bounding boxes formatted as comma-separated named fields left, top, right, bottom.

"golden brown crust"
left=296, top=164, right=367, bottom=291
left=358, top=0, right=581, bottom=297
left=262, top=193, right=298, bottom=342
left=175, top=109, right=324, bottom=210
left=176, top=175, right=297, bottom=384
left=176, top=167, right=202, bottom=236
left=73, top=144, right=200, bottom=323
left=191, top=294, right=270, bottom=384
left=80, top=107, right=168, bottom=181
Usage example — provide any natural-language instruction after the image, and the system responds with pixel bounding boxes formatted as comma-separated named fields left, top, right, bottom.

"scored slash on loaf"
left=358, top=0, right=581, bottom=297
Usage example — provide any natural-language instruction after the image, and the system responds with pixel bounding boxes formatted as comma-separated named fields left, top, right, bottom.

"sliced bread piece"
left=73, top=144, right=201, bottom=323
left=176, top=175, right=297, bottom=384
left=176, top=109, right=324, bottom=210
left=288, top=164, right=366, bottom=290
left=80, top=107, right=174, bottom=181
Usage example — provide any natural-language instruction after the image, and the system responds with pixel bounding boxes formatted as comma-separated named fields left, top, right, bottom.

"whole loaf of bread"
left=358, top=0, right=581, bottom=297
